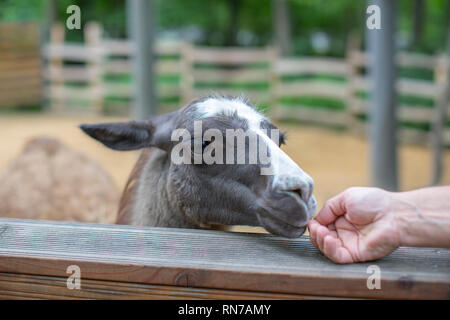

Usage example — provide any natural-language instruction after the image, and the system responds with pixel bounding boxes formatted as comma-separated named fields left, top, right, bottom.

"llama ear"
left=79, top=121, right=155, bottom=151
left=80, top=112, right=175, bottom=151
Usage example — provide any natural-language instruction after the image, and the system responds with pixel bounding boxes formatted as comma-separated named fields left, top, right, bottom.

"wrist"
left=390, top=188, right=450, bottom=248
left=385, top=191, right=415, bottom=247
left=391, top=195, right=417, bottom=247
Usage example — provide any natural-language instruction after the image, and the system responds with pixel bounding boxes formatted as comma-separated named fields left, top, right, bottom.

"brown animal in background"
left=81, top=96, right=317, bottom=238
left=0, top=136, right=119, bottom=223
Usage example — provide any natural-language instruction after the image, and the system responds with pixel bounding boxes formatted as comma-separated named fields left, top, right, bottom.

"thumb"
left=315, top=191, right=347, bottom=225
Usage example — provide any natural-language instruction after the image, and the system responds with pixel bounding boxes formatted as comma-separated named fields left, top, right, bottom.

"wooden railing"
left=348, top=50, right=450, bottom=145
left=39, top=22, right=450, bottom=146
left=271, top=56, right=351, bottom=127
left=0, top=218, right=449, bottom=299
left=181, top=44, right=276, bottom=106
left=43, top=22, right=183, bottom=114
left=1, top=22, right=448, bottom=146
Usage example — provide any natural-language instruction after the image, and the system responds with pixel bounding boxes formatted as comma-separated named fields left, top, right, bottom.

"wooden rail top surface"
left=0, top=218, right=449, bottom=299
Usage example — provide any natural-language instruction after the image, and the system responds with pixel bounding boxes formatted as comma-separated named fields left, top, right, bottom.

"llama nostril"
left=291, top=181, right=313, bottom=203
left=293, top=188, right=303, bottom=200
left=274, top=174, right=314, bottom=203
left=290, top=187, right=310, bottom=203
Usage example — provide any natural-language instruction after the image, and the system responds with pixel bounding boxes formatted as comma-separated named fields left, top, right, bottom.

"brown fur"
left=117, top=147, right=229, bottom=231
left=116, top=148, right=152, bottom=225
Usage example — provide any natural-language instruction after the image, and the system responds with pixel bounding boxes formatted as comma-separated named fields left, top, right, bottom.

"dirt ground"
left=1, top=113, right=449, bottom=233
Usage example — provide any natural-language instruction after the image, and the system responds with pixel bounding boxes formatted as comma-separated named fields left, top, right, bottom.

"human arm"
left=307, top=186, right=450, bottom=264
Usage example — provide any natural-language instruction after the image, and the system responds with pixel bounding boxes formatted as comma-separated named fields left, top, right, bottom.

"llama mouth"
left=257, top=212, right=307, bottom=238
left=255, top=194, right=317, bottom=238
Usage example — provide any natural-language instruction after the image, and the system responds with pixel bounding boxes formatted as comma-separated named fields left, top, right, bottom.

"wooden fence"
left=348, top=50, right=450, bottom=145
left=0, top=22, right=42, bottom=108
left=271, top=48, right=450, bottom=146
left=271, top=56, right=350, bottom=127
left=43, top=22, right=183, bottom=114
left=0, top=218, right=449, bottom=299
left=40, top=22, right=450, bottom=146
left=0, top=22, right=446, bottom=146
left=181, top=44, right=276, bottom=106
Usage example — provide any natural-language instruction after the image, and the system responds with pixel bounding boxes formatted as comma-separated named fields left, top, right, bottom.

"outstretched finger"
left=316, top=224, right=330, bottom=252
left=308, top=220, right=319, bottom=249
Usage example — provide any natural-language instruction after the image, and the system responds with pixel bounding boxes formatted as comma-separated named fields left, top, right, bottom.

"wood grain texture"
left=0, top=273, right=324, bottom=300
left=274, top=57, right=348, bottom=76
left=0, top=22, right=41, bottom=108
left=271, top=106, right=349, bottom=127
left=0, top=218, right=449, bottom=300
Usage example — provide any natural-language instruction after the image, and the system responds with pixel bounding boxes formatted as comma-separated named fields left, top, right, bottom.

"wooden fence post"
left=367, top=0, right=398, bottom=191
left=346, top=33, right=362, bottom=132
left=84, top=22, right=103, bottom=115
left=431, top=54, right=450, bottom=185
left=180, top=42, right=194, bottom=105
left=268, top=45, right=280, bottom=117
left=41, top=0, right=55, bottom=110
left=49, top=22, right=64, bottom=113
left=272, top=0, right=292, bottom=56
left=127, top=0, right=157, bottom=120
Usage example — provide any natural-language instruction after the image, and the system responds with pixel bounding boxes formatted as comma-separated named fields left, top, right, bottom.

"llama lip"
left=266, top=202, right=312, bottom=227
left=257, top=212, right=308, bottom=238
left=270, top=193, right=317, bottom=226
left=256, top=196, right=316, bottom=238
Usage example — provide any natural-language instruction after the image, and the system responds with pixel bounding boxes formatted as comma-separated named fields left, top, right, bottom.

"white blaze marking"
left=194, top=97, right=264, bottom=129
left=255, top=128, right=313, bottom=192
left=194, top=97, right=314, bottom=193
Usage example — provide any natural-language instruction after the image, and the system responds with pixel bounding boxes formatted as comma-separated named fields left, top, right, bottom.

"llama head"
left=80, top=96, right=316, bottom=238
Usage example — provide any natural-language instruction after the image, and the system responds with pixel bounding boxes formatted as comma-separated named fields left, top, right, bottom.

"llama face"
left=80, top=96, right=316, bottom=238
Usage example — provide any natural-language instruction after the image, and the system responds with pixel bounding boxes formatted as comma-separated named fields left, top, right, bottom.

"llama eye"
left=202, top=140, right=210, bottom=149
left=191, top=140, right=210, bottom=153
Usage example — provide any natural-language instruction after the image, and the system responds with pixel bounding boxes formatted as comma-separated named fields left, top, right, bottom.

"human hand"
left=308, top=187, right=402, bottom=264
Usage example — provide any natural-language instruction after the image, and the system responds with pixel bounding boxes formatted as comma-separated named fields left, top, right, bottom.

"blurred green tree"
left=0, top=0, right=448, bottom=55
